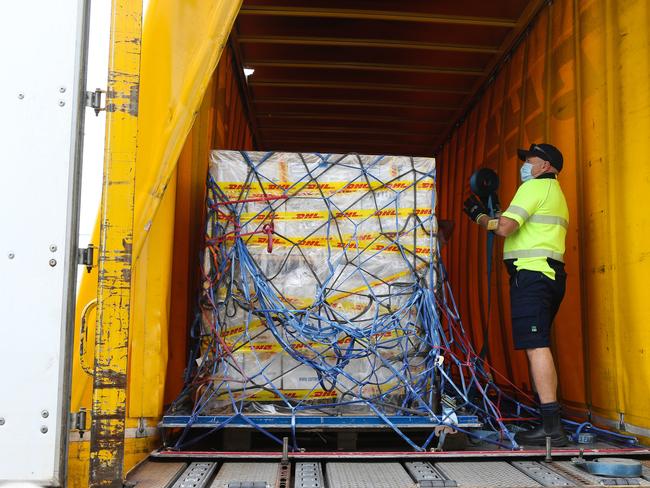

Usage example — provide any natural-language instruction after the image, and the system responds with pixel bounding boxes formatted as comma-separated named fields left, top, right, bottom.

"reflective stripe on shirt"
left=503, top=249, right=565, bottom=262
left=527, top=214, right=569, bottom=229
left=504, top=205, right=529, bottom=220
left=505, top=206, right=568, bottom=229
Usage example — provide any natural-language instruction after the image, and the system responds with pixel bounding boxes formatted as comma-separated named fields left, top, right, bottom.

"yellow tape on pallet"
left=223, top=329, right=409, bottom=354
left=216, top=233, right=433, bottom=256
left=235, top=206, right=433, bottom=223
left=215, top=388, right=339, bottom=401
left=215, top=179, right=434, bottom=199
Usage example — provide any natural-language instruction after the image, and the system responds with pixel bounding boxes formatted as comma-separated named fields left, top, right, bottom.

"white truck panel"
left=0, top=0, right=89, bottom=484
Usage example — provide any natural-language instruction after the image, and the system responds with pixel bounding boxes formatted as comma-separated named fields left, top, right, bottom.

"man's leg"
left=526, top=347, right=557, bottom=403
left=516, top=347, right=567, bottom=446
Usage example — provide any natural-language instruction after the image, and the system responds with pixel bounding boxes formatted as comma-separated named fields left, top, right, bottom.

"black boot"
left=515, top=404, right=569, bottom=447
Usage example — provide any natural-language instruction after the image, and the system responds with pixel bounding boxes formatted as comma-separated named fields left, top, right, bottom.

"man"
left=463, top=143, right=569, bottom=446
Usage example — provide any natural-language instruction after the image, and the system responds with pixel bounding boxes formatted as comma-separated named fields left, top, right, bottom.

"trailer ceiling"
left=231, top=0, right=546, bottom=156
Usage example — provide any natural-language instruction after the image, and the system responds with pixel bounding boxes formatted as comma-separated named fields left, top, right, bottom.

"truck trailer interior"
left=50, top=0, right=650, bottom=487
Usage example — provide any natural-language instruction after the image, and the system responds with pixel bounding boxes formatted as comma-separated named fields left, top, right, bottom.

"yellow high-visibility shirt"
left=501, top=176, right=569, bottom=280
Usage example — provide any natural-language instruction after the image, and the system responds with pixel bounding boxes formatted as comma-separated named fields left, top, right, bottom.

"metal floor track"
left=127, top=458, right=650, bottom=488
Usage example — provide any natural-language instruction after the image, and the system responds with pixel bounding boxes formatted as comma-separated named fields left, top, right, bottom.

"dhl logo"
left=373, top=331, right=400, bottom=339
left=297, top=238, right=325, bottom=247
left=281, top=390, right=338, bottom=399
left=298, top=182, right=338, bottom=191
left=344, top=182, right=372, bottom=190
left=266, top=183, right=291, bottom=190
left=372, top=244, right=399, bottom=252
left=220, top=320, right=265, bottom=338
left=415, top=181, right=435, bottom=189
left=248, top=344, right=278, bottom=351
left=373, top=209, right=398, bottom=217
left=246, top=212, right=276, bottom=221
left=388, top=182, right=409, bottom=189
left=248, top=236, right=284, bottom=245
left=221, top=325, right=247, bottom=337
left=334, top=241, right=359, bottom=249
left=295, top=212, right=321, bottom=219
left=334, top=210, right=363, bottom=219
left=311, top=390, right=338, bottom=398
left=220, top=183, right=287, bottom=192
left=226, top=183, right=252, bottom=190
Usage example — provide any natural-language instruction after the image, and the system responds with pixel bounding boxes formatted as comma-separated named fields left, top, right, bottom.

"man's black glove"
left=463, top=195, right=488, bottom=223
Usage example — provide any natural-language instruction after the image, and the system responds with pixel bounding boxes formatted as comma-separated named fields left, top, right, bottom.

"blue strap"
left=575, top=458, right=642, bottom=478
left=480, top=194, right=496, bottom=359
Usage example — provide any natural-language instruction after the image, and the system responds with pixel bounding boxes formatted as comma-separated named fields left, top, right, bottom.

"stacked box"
left=200, top=151, right=438, bottom=415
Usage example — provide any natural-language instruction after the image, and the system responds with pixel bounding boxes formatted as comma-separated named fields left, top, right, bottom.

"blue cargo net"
left=166, top=151, right=550, bottom=451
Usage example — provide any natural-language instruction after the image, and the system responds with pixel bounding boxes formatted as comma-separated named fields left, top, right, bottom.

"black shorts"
left=505, top=259, right=566, bottom=350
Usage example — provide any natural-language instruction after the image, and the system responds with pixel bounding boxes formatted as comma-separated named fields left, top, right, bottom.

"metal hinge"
left=77, top=244, right=94, bottom=273
left=85, top=88, right=106, bottom=116
left=136, top=417, right=148, bottom=438
left=69, top=408, right=88, bottom=439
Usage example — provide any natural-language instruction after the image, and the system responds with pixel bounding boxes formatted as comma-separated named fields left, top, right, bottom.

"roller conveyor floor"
left=127, top=458, right=650, bottom=488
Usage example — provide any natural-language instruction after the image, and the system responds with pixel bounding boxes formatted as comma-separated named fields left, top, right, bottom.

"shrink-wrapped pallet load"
left=198, top=151, right=438, bottom=416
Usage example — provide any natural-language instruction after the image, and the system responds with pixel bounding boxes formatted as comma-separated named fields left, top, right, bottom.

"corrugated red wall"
left=437, top=0, right=650, bottom=439
left=165, top=46, right=254, bottom=404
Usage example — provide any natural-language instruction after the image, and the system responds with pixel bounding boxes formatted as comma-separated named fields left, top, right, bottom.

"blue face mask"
left=520, top=162, right=534, bottom=182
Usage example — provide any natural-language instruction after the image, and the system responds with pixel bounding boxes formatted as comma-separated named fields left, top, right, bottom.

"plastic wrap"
left=199, top=151, right=438, bottom=415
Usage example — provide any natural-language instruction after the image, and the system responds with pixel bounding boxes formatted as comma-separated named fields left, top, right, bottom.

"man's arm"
left=476, top=214, right=518, bottom=237
left=463, top=194, right=519, bottom=236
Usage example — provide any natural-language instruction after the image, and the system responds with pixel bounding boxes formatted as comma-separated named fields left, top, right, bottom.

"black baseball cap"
left=517, top=143, right=563, bottom=172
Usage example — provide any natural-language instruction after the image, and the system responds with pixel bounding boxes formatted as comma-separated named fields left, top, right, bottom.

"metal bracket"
left=172, top=463, right=218, bottom=488
left=511, top=461, right=573, bottom=486
left=135, top=417, right=147, bottom=438
left=619, top=412, right=627, bottom=431
left=432, top=424, right=456, bottom=451
left=69, top=408, right=88, bottom=439
left=85, top=88, right=106, bottom=116
left=77, top=244, right=94, bottom=273
left=405, top=461, right=456, bottom=487
left=227, top=483, right=268, bottom=488
left=274, top=437, right=291, bottom=488
left=294, top=463, right=323, bottom=488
